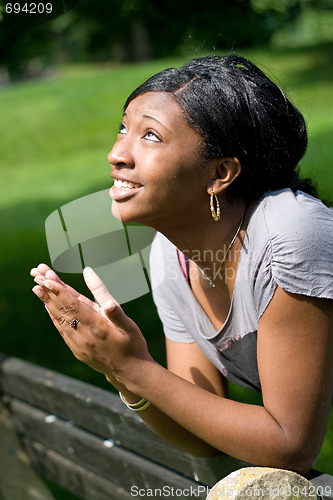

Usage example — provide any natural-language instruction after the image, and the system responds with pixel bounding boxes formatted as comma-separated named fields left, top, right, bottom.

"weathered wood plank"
left=0, top=400, right=56, bottom=500
left=26, top=441, right=133, bottom=500
left=0, top=355, right=244, bottom=485
left=305, top=470, right=333, bottom=500
left=8, top=398, right=208, bottom=497
left=2, top=354, right=333, bottom=500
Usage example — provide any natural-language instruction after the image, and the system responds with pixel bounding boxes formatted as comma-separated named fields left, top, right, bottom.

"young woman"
left=31, top=55, right=333, bottom=474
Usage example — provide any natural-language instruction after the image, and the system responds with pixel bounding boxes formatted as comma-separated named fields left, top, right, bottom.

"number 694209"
left=5, top=3, right=53, bottom=14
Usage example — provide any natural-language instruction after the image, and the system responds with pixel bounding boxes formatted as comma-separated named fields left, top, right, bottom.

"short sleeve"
left=263, top=191, right=333, bottom=303
left=149, top=233, right=195, bottom=344
left=152, top=287, right=195, bottom=343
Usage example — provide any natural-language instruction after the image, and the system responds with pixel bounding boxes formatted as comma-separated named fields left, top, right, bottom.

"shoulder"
left=257, top=189, right=333, bottom=261
left=258, top=189, right=333, bottom=236
left=251, top=189, right=333, bottom=301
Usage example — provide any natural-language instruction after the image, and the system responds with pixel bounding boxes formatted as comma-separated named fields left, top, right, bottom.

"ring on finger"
left=69, top=319, right=80, bottom=329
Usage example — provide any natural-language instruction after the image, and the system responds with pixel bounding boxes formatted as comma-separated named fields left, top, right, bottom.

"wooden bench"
left=1, top=354, right=333, bottom=500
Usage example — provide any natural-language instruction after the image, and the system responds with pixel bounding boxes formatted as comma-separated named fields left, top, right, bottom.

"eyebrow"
left=123, top=112, right=172, bottom=134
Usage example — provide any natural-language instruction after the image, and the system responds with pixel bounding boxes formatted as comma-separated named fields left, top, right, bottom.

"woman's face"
left=108, top=91, right=213, bottom=230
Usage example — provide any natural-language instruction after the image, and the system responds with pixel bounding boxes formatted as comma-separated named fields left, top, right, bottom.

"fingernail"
left=105, top=301, right=116, bottom=311
left=83, top=267, right=93, bottom=276
left=32, top=286, right=44, bottom=298
left=42, top=281, right=53, bottom=291
left=34, top=276, right=44, bottom=286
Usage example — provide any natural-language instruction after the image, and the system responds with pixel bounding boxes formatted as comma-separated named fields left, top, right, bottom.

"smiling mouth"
left=109, top=178, right=143, bottom=202
left=113, top=179, right=142, bottom=189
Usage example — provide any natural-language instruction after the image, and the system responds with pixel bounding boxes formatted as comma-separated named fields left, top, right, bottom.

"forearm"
left=116, top=383, right=219, bottom=457
left=121, top=360, right=315, bottom=473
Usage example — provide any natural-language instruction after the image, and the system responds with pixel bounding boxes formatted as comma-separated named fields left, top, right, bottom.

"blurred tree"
left=0, top=0, right=78, bottom=81
left=67, top=0, right=152, bottom=61
left=0, top=0, right=332, bottom=80
left=68, top=0, right=305, bottom=60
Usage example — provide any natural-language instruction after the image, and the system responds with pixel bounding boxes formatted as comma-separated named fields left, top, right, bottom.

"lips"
left=109, top=178, right=143, bottom=201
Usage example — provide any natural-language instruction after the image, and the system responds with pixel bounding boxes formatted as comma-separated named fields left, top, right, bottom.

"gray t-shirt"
left=149, top=189, right=333, bottom=391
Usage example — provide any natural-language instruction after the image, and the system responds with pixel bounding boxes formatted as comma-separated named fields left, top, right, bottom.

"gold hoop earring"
left=210, top=191, right=220, bottom=221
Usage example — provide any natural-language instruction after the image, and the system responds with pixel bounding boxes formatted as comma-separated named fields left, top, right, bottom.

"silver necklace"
left=198, top=215, right=244, bottom=287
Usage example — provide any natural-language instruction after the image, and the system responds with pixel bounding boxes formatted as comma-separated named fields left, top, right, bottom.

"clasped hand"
left=30, top=264, right=152, bottom=390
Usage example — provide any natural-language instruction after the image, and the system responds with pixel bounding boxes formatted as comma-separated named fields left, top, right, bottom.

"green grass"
left=1, top=44, right=333, bottom=491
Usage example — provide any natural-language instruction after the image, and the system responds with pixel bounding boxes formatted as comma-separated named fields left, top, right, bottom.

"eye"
left=144, top=130, right=160, bottom=142
left=118, top=123, right=127, bottom=135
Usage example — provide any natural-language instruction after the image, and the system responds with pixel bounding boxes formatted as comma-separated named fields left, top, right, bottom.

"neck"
left=160, top=198, right=249, bottom=271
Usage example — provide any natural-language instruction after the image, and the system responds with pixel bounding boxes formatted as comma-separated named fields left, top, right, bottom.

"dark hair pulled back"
left=124, top=55, right=316, bottom=201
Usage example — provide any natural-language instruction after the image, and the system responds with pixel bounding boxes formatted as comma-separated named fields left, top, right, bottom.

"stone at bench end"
left=207, top=467, right=317, bottom=499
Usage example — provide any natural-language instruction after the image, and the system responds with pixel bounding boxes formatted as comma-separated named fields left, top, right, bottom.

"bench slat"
left=9, top=398, right=209, bottom=499
left=2, top=354, right=333, bottom=500
left=0, top=401, right=56, bottom=500
left=0, top=355, right=243, bottom=485
left=26, top=441, right=133, bottom=500
left=305, top=470, right=333, bottom=500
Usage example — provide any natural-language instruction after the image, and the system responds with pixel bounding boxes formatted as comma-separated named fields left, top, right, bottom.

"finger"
left=43, top=304, right=80, bottom=358
left=44, top=269, right=63, bottom=282
left=83, top=269, right=133, bottom=332
left=38, top=264, right=64, bottom=284
left=33, top=283, right=68, bottom=330
left=35, top=279, right=107, bottom=335
left=83, top=267, right=118, bottom=309
left=44, top=303, right=65, bottom=337
left=32, top=285, right=48, bottom=300
left=33, top=281, right=134, bottom=345
left=37, top=263, right=53, bottom=274
left=30, top=268, right=49, bottom=280
left=34, top=275, right=59, bottom=292
left=33, top=272, right=84, bottom=302
left=30, top=268, right=40, bottom=278
left=102, top=300, right=137, bottom=335
left=34, top=293, right=84, bottom=373
left=30, top=263, right=54, bottom=277
left=32, top=279, right=82, bottom=329
left=33, top=286, right=86, bottom=348
left=32, top=285, right=68, bottom=330
left=30, top=264, right=63, bottom=284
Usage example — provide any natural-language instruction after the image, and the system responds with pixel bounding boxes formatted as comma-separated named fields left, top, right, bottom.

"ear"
left=206, top=157, right=242, bottom=195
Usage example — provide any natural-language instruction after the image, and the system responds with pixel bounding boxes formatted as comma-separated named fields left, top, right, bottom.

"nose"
left=108, top=136, right=134, bottom=169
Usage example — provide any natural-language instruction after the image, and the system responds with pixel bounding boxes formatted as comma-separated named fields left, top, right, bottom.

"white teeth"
left=114, top=179, right=141, bottom=189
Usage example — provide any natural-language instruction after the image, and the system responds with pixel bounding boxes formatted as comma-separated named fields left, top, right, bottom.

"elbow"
left=290, top=453, right=317, bottom=477
left=274, top=439, right=318, bottom=476
left=285, top=457, right=315, bottom=477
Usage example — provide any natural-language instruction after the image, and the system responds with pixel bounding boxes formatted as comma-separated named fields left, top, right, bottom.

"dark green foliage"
left=1, top=0, right=331, bottom=80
